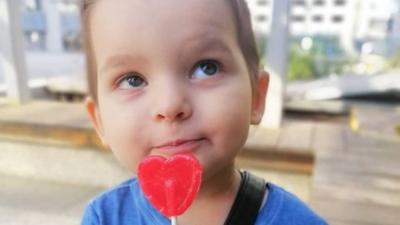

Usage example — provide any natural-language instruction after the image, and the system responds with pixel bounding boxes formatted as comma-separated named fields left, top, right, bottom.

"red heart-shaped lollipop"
left=138, top=154, right=202, bottom=217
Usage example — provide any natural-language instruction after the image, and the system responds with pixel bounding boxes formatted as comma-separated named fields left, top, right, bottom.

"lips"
left=154, top=138, right=204, bottom=153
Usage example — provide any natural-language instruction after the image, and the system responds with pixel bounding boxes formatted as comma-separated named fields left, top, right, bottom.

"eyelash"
left=114, top=72, right=147, bottom=89
left=192, top=59, right=223, bottom=76
left=112, top=59, right=223, bottom=89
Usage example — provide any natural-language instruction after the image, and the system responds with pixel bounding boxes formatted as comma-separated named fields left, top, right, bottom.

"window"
left=313, top=0, right=325, bottom=6
left=59, top=2, right=80, bottom=13
left=334, top=0, right=346, bottom=6
left=369, top=19, right=388, bottom=31
left=331, top=15, right=343, bottom=23
left=312, top=15, right=324, bottom=22
left=256, top=14, right=268, bottom=22
left=293, top=0, right=306, bottom=6
left=257, top=0, right=269, bottom=6
left=25, top=31, right=45, bottom=50
left=25, top=0, right=41, bottom=11
left=292, top=15, right=305, bottom=22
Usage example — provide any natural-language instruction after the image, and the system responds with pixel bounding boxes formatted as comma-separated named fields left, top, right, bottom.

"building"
left=248, top=0, right=355, bottom=36
left=19, top=0, right=400, bottom=56
left=247, top=0, right=400, bottom=55
left=22, top=0, right=81, bottom=51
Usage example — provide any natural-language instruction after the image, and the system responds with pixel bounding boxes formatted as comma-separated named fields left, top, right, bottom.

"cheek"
left=99, top=99, right=150, bottom=172
left=201, top=77, right=253, bottom=152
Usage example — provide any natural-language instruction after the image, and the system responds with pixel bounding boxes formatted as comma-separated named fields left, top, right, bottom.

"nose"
left=152, top=82, right=192, bottom=123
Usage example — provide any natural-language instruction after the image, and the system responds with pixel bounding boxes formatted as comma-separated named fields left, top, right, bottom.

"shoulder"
left=81, top=178, right=139, bottom=225
left=90, top=178, right=136, bottom=209
left=255, top=183, right=328, bottom=225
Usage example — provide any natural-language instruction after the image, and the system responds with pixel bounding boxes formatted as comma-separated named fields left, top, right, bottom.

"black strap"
left=224, top=171, right=266, bottom=225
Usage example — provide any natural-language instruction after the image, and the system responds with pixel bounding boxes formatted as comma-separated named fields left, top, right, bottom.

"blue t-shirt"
left=81, top=177, right=327, bottom=225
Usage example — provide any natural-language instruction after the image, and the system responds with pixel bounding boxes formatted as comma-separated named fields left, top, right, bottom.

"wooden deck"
left=0, top=100, right=316, bottom=173
left=310, top=104, right=400, bottom=225
left=0, top=100, right=399, bottom=224
left=0, top=101, right=102, bottom=148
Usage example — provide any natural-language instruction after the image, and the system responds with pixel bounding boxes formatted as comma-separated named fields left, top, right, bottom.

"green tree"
left=388, top=50, right=400, bottom=68
left=288, top=48, right=316, bottom=80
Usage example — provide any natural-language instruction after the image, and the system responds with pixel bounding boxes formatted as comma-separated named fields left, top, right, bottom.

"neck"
left=177, top=163, right=242, bottom=225
left=199, top=163, right=240, bottom=198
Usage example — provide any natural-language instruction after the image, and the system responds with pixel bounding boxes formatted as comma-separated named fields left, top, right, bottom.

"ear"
left=250, top=70, right=269, bottom=125
left=85, top=96, right=108, bottom=146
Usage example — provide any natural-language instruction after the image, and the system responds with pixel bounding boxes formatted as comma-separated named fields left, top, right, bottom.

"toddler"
left=80, top=0, right=327, bottom=224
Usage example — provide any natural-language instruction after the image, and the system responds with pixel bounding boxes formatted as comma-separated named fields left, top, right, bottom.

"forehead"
left=89, top=0, right=238, bottom=59
left=91, top=0, right=234, bottom=27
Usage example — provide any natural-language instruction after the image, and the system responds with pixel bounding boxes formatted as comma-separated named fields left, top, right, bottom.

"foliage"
left=288, top=48, right=316, bottom=80
left=256, top=34, right=353, bottom=80
left=387, top=50, right=400, bottom=68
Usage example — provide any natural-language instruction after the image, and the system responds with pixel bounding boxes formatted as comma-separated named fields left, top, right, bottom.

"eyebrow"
left=99, top=38, right=233, bottom=75
left=178, top=37, right=234, bottom=61
left=99, top=54, right=146, bottom=75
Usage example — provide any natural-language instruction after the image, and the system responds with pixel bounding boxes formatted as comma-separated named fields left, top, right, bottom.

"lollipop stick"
left=171, top=216, right=177, bottom=225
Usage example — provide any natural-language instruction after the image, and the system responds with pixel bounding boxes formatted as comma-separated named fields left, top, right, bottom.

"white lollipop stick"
left=171, top=216, right=177, bottom=225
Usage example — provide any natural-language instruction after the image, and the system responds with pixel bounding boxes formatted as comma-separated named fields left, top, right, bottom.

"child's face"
left=86, top=0, right=268, bottom=180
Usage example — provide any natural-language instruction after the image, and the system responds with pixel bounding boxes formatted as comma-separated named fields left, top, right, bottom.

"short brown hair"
left=81, top=0, right=260, bottom=101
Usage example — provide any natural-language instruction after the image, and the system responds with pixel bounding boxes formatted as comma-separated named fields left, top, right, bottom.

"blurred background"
left=0, top=0, right=399, bottom=224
